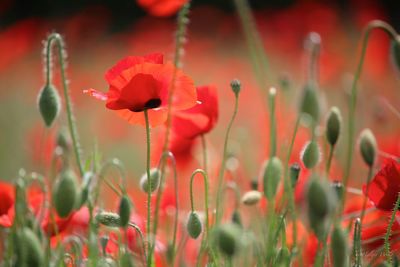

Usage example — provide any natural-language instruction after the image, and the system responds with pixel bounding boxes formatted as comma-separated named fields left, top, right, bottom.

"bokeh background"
left=0, top=0, right=399, bottom=193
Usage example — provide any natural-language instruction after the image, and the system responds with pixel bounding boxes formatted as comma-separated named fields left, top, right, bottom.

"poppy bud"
left=187, top=211, right=202, bottom=239
left=214, top=223, right=242, bottom=257
left=289, top=163, right=301, bottom=187
left=95, top=212, right=121, bottom=228
left=230, top=79, right=241, bottom=96
left=276, top=246, right=291, bottom=266
left=17, top=227, right=44, bottom=267
left=53, top=169, right=79, bottom=218
left=38, top=83, right=61, bottom=127
left=262, top=156, right=283, bottom=200
left=231, top=210, right=242, bottom=227
left=301, top=141, right=320, bottom=169
left=139, top=168, right=161, bottom=193
left=300, top=84, right=320, bottom=123
left=326, top=106, right=342, bottom=147
left=250, top=179, right=258, bottom=190
left=359, top=129, right=377, bottom=167
left=56, top=128, right=71, bottom=152
left=241, top=190, right=262, bottom=206
left=100, top=235, right=109, bottom=256
left=391, top=38, right=400, bottom=73
left=119, top=195, right=132, bottom=227
left=120, top=252, right=135, bottom=267
left=331, top=225, right=349, bottom=267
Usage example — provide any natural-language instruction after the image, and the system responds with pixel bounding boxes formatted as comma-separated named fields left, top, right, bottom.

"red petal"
left=83, top=88, right=108, bottom=101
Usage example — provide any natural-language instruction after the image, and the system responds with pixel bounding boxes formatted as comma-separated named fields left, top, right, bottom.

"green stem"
left=128, top=222, right=148, bottom=266
left=201, top=135, right=208, bottom=173
left=342, top=20, right=398, bottom=212
left=352, top=218, right=362, bottom=267
left=384, top=193, right=400, bottom=263
left=144, top=109, right=153, bottom=267
left=215, top=94, right=239, bottom=225
left=45, top=33, right=84, bottom=176
left=190, top=169, right=210, bottom=236
left=325, top=145, right=334, bottom=176
left=269, top=88, right=277, bottom=158
left=360, top=166, right=373, bottom=223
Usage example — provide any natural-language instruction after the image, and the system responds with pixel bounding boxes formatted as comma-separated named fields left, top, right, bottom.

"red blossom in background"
left=0, top=181, right=14, bottom=227
left=136, top=0, right=187, bottom=17
left=363, top=159, right=400, bottom=211
left=85, top=53, right=197, bottom=127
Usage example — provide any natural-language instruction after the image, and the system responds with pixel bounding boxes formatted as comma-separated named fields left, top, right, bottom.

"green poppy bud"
left=139, top=168, right=161, bottom=193
left=230, top=79, right=241, bottom=96
left=262, top=156, right=283, bottom=200
left=53, top=169, right=79, bottom=218
left=331, top=225, right=349, bottom=267
left=38, top=83, right=61, bottom=127
left=56, top=128, right=71, bottom=152
left=301, top=141, right=320, bottom=169
left=300, top=84, right=320, bottom=123
left=214, top=223, right=242, bottom=257
left=241, top=190, right=262, bottom=206
left=289, top=163, right=301, bottom=187
left=326, top=106, right=342, bottom=146
left=120, top=252, right=135, bottom=267
left=119, top=195, right=131, bottom=227
left=17, top=227, right=45, bottom=267
left=231, top=210, right=242, bottom=228
left=95, top=212, right=121, bottom=228
left=187, top=212, right=202, bottom=239
left=359, top=129, right=377, bottom=167
left=276, top=246, right=291, bottom=266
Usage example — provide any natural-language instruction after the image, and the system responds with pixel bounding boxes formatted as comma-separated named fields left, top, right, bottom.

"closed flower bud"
left=120, top=252, right=135, bottom=267
left=230, top=79, right=241, bottom=96
left=241, top=190, right=262, bottom=205
left=359, top=129, right=377, bottom=167
left=53, top=169, right=79, bottom=218
left=18, top=227, right=45, bottom=267
left=301, top=141, right=320, bottom=169
left=276, top=246, right=291, bottom=266
left=139, top=168, right=161, bottom=193
left=289, top=163, right=301, bottom=187
left=391, top=39, right=400, bottom=73
left=96, top=212, right=121, bottom=228
left=331, top=225, right=349, bottom=267
left=214, top=223, right=242, bottom=257
left=307, top=178, right=336, bottom=219
left=300, top=84, right=320, bottom=123
left=38, top=83, right=61, bottom=127
left=118, top=195, right=132, bottom=227
left=231, top=210, right=242, bottom=227
left=56, top=128, right=71, bottom=152
left=262, top=156, right=283, bottom=200
left=187, top=212, right=202, bottom=239
left=326, top=106, right=342, bottom=146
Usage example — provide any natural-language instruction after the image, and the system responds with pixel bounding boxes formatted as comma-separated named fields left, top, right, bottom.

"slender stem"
left=342, top=20, right=398, bottom=212
left=384, top=192, right=400, bottom=263
left=282, top=115, right=301, bottom=249
left=325, top=145, right=334, bottom=176
left=190, top=169, right=210, bottom=236
left=215, top=94, right=239, bottom=225
left=359, top=167, right=374, bottom=223
left=46, top=33, right=84, bottom=176
left=128, top=222, right=148, bottom=266
left=201, top=135, right=208, bottom=173
left=352, top=218, right=362, bottom=267
left=269, top=88, right=277, bottom=157
left=144, top=109, right=153, bottom=267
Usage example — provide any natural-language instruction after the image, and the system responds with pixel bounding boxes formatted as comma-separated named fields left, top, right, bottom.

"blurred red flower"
left=85, top=53, right=197, bottom=127
left=0, top=181, right=14, bottom=227
left=136, top=0, right=187, bottom=17
left=363, top=159, right=400, bottom=211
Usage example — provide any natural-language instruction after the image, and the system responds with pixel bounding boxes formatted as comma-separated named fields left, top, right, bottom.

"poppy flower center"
left=130, top=98, right=162, bottom=112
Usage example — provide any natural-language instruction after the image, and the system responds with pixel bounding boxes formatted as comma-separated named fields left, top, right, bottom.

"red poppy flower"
left=0, top=181, right=14, bottom=227
left=85, top=53, right=197, bottom=127
left=136, top=0, right=187, bottom=17
left=363, top=159, right=400, bottom=211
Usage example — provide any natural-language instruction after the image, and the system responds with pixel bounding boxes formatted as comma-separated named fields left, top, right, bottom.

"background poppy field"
left=1, top=0, right=400, bottom=266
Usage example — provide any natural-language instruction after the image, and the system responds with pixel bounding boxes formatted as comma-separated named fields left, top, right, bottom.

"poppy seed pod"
left=301, top=141, right=320, bottom=169
left=95, top=212, right=121, bottom=228
left=262, top=156, right=283, bottom=200
left=230, top=79, right=241, bottom=96
left=300, top=84, right=320, bottom=123
left=307, top=178, right=336, bottom=219
left=326, top=106, right=342, bottom=147
left=331, top=225, right=349, bottom=267
left=391, top=38, right=400, bottom=73
left=187, top=212, right=202, bottom=239
left=289, top=163, right=301, bottom=188
left=241, top=190, right=262, bottom=205
left=53, top=169, right=79, bottom=218
left=118, top=195, right=132, bottom=227
left=139, top=168, right=161, bottom=193
left=214, top=223, right=242, bottom=257
left=231, top=210, right=243, bottom=227
left=359, top=129, right=377, bottom=167
left=17, top=227, right=45, bottom=267
left=38, top=83, right=61, bottom=127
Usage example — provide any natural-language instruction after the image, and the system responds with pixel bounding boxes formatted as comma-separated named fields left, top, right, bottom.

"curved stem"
left=46, top=33, right=84, bottom=176
left=201, top=135, right=208, bottom=173
left=359, top=166, right=373, bottom=223
left=215, top=93, right=239, bottom=225
left=190, top=169, right=210, bottom=236
left=384, top=193, right=400, bottom=263
left=128, top=222, right=148, bottom=266
left=342, top=20, right=399, bottom=212
left=152, top=152, right=178, bottom=265
left=143, top=109, right=153, bottom=267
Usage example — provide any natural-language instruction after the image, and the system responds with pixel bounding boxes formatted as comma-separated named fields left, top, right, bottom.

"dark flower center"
left=130, top=98, right=162, bottom=112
